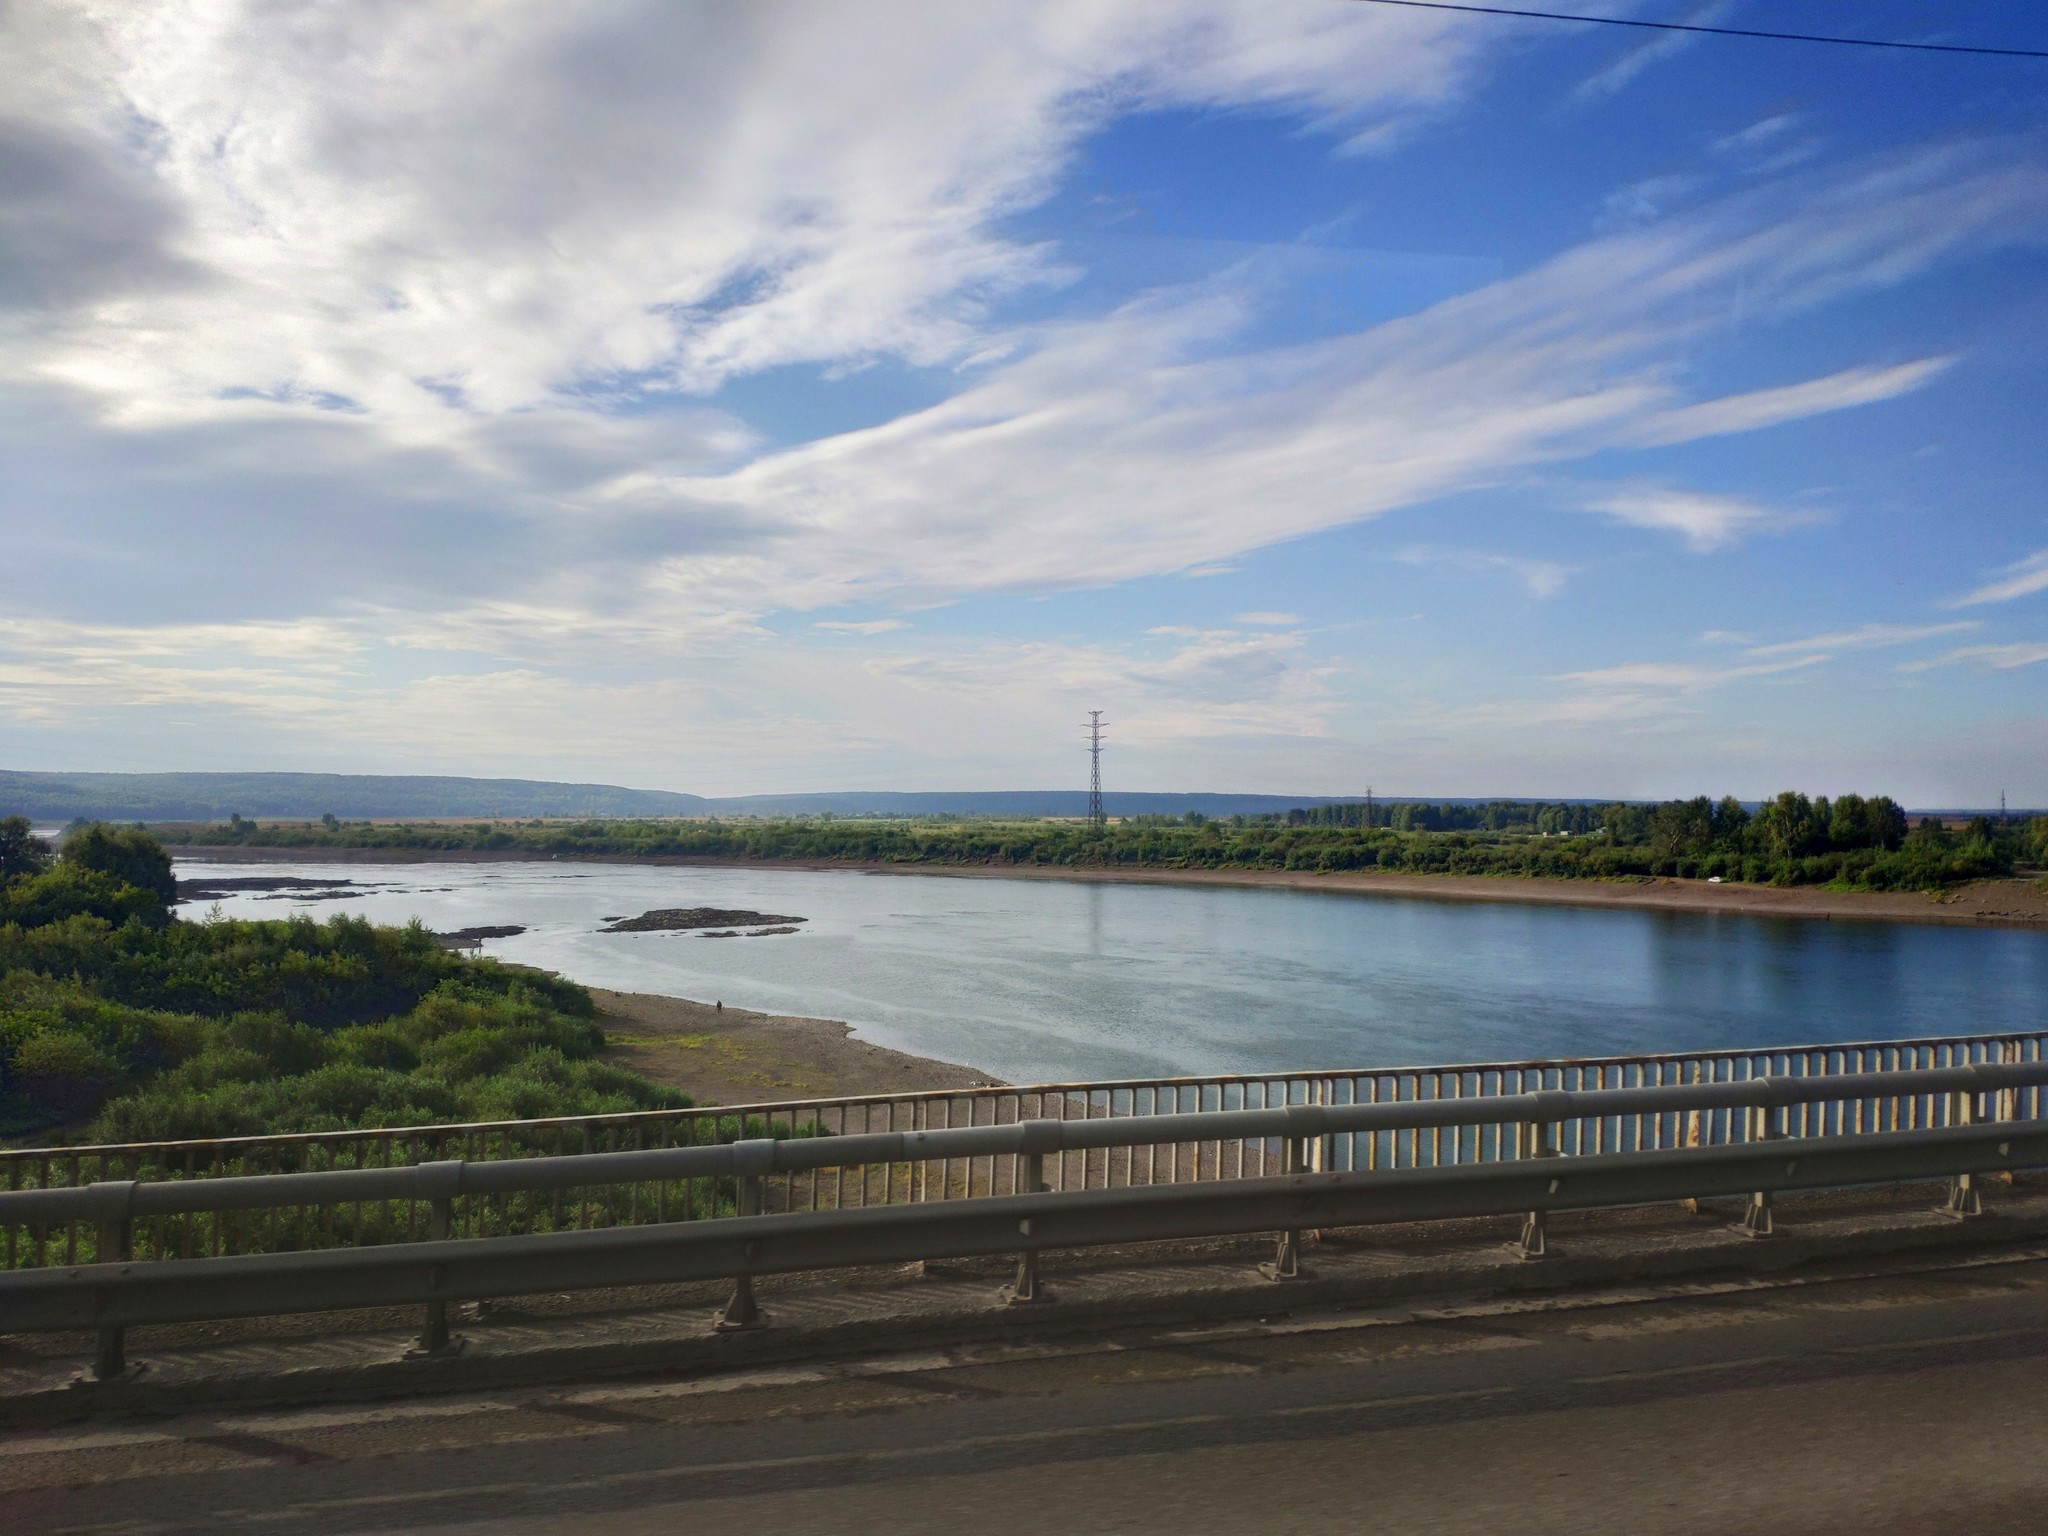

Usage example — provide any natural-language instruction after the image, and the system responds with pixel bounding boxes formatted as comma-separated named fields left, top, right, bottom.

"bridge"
left=7, top=1029, right=2048, bottom=1530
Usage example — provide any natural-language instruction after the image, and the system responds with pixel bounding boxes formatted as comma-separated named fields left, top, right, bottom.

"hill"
left=3, top=770, right=1646, bottom=824
left=0, top=771, right=711, bottom=822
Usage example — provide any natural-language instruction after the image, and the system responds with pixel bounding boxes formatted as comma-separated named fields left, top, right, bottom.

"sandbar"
left=591, top=988, right=997, bottom=1106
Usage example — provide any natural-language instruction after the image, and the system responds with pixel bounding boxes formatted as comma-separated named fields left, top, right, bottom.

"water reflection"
left=173, top=857, right=2048, bottom=1085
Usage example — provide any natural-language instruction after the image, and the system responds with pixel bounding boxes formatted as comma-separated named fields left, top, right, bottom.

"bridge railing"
left=7, top=1057, right=2048, bottom=1378
left=3, top=1029, right=2042, bottom=1270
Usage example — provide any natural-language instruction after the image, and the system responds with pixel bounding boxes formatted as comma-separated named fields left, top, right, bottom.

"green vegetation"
left=168, top=794, right=2046, bottom=892
left=0, top=817, right=689, bottom=1144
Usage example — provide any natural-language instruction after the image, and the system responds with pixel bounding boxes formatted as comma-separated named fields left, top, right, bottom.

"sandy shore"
left=590, top=988, right=996, bottom=1106
left=166, top=843, right=2048, bottom=931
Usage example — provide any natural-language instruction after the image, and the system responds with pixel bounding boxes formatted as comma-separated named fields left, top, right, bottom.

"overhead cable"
left=1347, top=0, right=2048, bottom=60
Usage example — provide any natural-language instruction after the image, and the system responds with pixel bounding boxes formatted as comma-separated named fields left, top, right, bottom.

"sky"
left=3, top=1, right=2047, bottom=804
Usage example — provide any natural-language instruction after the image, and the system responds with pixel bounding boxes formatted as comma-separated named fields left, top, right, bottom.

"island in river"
left=600, top=906, right=804, bottom=933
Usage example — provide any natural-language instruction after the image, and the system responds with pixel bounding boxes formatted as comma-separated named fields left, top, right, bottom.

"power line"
left=1346, top=1, right=2048, bottom=59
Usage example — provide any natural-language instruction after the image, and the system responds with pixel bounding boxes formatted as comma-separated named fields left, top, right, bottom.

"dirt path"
left=592, top=988, right=996, bottom=1106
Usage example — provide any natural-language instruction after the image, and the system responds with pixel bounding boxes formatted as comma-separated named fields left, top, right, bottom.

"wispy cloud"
left=635, top=140, right=2043, bottom=621
left=1741, top=622, right=1977, bottom=660
left=1393, top=547, right=1572, bottom=598
left=814, top=619, right=908, bottom=636
left=1567, top=0, right=1733, bottom=105
left=1233, top=612, right=1302, bottom=627
left=1626, top=358, right=1953, bottom=447
left=1949, top=549, right=2048, bottom=607
left=1711, top=114, right=1802, bottom=159
left=1901, top=642, right=2048, bottom=674
left=870, top=628, right=1338, bottom=742
left=1424, top=651, right=1822, bottom=732
left=1581, top=487, right=1800, bottom=552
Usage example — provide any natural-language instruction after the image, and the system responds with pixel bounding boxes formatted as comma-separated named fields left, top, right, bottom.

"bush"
left=61, top=824, right=176, bottom=909
left=0, top=826, right=682, bottom=1142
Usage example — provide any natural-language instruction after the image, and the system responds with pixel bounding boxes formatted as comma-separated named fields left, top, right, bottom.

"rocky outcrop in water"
left=176, top=875, right=362, bottom=901
left=434, top=925, right=527, bottom=949
left=600, top=907, right=805, bottom=933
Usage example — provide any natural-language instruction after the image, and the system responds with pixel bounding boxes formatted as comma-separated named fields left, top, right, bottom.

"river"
left=171, top=856, right=2048, bottom=1085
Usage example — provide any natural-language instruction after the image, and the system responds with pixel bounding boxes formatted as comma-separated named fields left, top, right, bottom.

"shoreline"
left=589, top=988, right=996, bottom=1105
left=162, top=844, right=2048, bottom=932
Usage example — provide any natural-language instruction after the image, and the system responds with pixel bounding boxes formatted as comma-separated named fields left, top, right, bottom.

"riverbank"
left=591, top=988, right=996, bottom=1105
left=163, top=844, right=2048, bottom=931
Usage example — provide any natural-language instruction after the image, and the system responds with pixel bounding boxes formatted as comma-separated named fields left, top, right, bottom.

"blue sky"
left=3, top=2, right=2046, bottom=802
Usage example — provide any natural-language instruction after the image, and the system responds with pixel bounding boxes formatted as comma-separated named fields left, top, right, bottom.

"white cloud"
left=624, top=141, right=2041, bottom=622
left=8, top=6, right=2039, bottom=641
left=1233, top=612, right=1301, bottom=627
left=1900, top=642, right=2048, bottom=674
left=1393, top=547, right=1572, bottom=598
left=872, top=628, right=1336, bottom=743
left=5, top=6, right=2047, bottom=785
left=814, top=619, right=908, bottom=636
left=1582, top=487, right=1795, bottom=552
left=1950, top=549, right=2048, bottom=607
left=1568, top=0, right=1733, bottom=105
left=1420, top=643, right=1866, bottom=736
left=1626, top=358, right=1953, bottom=447
left=1741, top=622, right=1977, bottom=660
left=3, top=2, right=1494, bottom=436
left=1711, top=114, right=1802, bottom=158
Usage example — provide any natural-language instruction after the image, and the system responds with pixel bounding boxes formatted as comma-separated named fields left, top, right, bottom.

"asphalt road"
left=11, top=1252, right=2048, bottom=1535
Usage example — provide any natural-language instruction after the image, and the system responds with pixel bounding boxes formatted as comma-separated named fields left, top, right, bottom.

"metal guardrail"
left=7, top=1060, right=2044, bottom=1229
left=7, top=1029, right=2044, bottom=1273
left=7, top=1059, right=2047, bottom=1379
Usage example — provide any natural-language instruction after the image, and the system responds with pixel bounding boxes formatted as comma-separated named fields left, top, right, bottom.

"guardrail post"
left=1002, top=1151, right=1050, bottom=1305
left=91, top=1214, right=131, bottom=1381
left=1737, top=1105, right=1777, bottom=1238
left=1996, top=1045, right=2020, bottom=1189
left=414, top=1198, right=461, bottom=1356
left=1511, top=1121, right=1558, bottom=1261
left=407, top=1161, right=466, bottom=1358
left=716, top=1174, right=768, bottom=1331
left=1259, top=1136, right=1311, bottom=1281
left=1942, top=1090, right=1984, bottom=1220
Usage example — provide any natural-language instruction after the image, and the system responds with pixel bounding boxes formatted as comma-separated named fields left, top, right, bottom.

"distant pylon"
left=1085, top=711, right=1107, bottom=828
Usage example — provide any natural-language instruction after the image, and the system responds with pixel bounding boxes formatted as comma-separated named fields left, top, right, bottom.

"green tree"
left=60, top=823, right=176, bottom=908
left=1648, top=798, right=1714, bottom=857
left=0, top=816, right=53, bottom=886
left=1827, top=794, right=1871, bottom=850
left=1711, top=796, right=1750, bottom=845
left=1599, top=804, right=1649, bottom=843
left=1754, top=792, right=1822, bottom=861
left=1866, top=796, right=1908, bottom=851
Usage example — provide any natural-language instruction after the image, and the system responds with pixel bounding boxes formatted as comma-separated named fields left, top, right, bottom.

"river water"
left=171, top=857, right=2048, bottom=1086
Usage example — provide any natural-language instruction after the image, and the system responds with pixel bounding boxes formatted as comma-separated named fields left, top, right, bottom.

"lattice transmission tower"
left=1085, top=711, right=1107, bottom=828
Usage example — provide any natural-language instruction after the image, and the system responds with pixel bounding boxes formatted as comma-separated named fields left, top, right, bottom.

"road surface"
left=10, top=1250, right=2048, bottom=1534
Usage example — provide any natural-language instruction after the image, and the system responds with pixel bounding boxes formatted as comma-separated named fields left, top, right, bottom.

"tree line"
left=162, top=792, right=2048, bottom=891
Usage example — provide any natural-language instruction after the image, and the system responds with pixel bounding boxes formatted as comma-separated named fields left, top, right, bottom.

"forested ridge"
left=168, top=793, right=2047, bottom=893
left=0, top=818, right=688, bottom=1144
